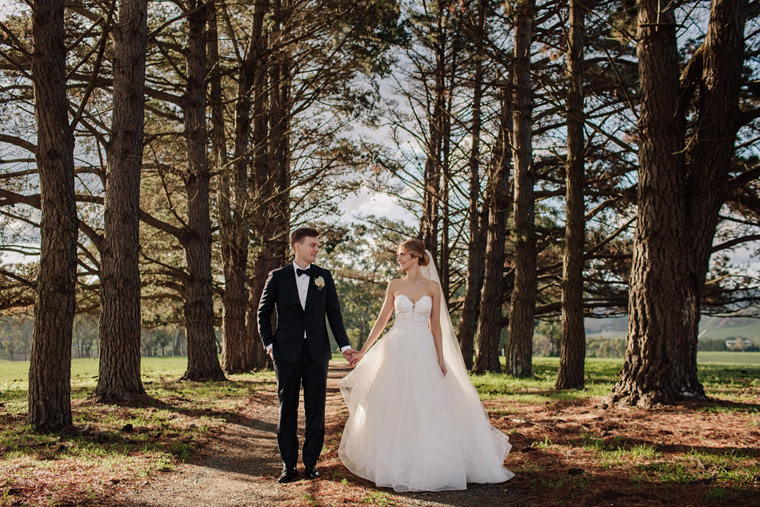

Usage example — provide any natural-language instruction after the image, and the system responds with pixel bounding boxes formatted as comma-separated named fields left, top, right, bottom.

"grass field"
left=697, top=351, right=760, bottom=364
left=3, top=354, right=760, bottom=411
left=1, top=356, right=759, bottom=505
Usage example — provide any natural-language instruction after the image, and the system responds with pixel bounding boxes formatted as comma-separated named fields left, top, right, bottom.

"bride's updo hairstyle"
left=401, top=239, right=429, bottom=266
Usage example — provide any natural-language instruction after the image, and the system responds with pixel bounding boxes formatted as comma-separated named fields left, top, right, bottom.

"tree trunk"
left=606, top=0, right=745, bottom=407
left=420, top=4, right=447, bottom=256
left=473, top=85, right=512, bottom=375
left=209, top=1, right=247, bottom=373
left=439, top=49, right=456, bottom=300
left=27, top=0, right=77, bottom=431
left=216, top=0, right=268, bottom=374
left=556, top=0, right=586, bottom=390
left=94, top=0, right=147, bottom=402
left=246, top=0, right=288, bottom=371
left=455, top=0, right=487, bottom=371
left=181, top=0, right=225, bottom=381
left=505, top=0, right=536, bottom=378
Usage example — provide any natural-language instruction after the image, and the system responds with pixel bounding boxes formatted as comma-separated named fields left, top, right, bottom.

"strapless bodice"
left=393, top=294, right=432, bottom=329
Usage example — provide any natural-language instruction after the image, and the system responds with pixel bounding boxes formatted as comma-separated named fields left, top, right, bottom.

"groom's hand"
left=342, top=349, right=355, bottom=363
left=348, top=351, right=364, bottom=367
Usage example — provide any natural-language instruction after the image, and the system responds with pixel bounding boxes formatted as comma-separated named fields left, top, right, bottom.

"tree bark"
left=606, top=0, right=746, bottom=407
left=94, top=0, right=147, bottom=402
left=455, top=0, right=487, bottom=371
left=181, top=0, right=225, bottom=381
left=246, top=0, right=288, bottom=371
left=27, top=0, right=77, bottom=431
left=420, top=2, right=448, bottom=257
left=439, top=48, right=456, bottom=300
left=216, top=0, right=268, bottom=373
left=556, top=0, right=586, bottom=390
left=473, top=85, right=512, bottom=374
left=505, top=0, right=536, bottom=378
left=209, top=1, right=248, bottom=373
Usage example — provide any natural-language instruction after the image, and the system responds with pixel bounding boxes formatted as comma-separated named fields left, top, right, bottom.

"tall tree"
left=607, top=0, right=747, bottom=407
left=181, top=0, right=225, bottom=380
left=455, top=0, right=488, bottom=370
left=215, top=0, right=267, bottom=373
left=246, top=0, right=290, bottom=372
left=555, top=0, right=586, bottom=390
left=93, top=0, right=148, bottom=401
left=473, top=84, right=512, bottom=374
left=505, top=0, right=536, bottom=378
left=419, top=0, right=450, bottom=258
left=27, top=0, right=77, bottom=431
left=208, top=0, right=247, bottom=373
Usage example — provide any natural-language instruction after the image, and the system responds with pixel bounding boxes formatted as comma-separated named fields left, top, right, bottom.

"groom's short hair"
left=290, top=227, right=320, bottom=245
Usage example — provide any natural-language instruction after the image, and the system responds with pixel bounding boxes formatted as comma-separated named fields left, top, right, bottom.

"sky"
left=0, top=0, right=757, bottom=280
left=0, top=0, right=19, bottom=18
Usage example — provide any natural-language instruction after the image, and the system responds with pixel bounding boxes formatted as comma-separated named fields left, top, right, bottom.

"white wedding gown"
left=338, top=294, right=514, bottom=492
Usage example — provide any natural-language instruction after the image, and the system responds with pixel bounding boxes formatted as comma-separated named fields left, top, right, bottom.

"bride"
left=338, top=238, right=514, bottom=492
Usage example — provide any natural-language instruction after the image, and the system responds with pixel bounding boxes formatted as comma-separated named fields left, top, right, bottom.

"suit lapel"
left=303, top=266, right=319, bottom=313
left=284, top=265, right=303, bottom=312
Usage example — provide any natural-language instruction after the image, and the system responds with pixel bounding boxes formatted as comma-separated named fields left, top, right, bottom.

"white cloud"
left=338, top=188, right=416, bottom=225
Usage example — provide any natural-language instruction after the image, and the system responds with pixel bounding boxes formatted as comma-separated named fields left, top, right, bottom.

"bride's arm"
left=358, top=281, right=396, bottom=355
left=429, top=284, right=446, bottom=376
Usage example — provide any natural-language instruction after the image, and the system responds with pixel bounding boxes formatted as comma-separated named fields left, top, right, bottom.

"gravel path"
left=117, top=363, right=521, bottom=507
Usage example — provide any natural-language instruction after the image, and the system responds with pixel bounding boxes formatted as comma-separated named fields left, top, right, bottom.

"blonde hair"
left=400, top=239, right=429, bottom=266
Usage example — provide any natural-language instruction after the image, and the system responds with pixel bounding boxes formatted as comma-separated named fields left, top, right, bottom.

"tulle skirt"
left=338, top=323, right=514, bottom=492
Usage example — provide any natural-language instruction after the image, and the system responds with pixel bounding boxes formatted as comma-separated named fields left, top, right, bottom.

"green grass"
left=0, top=357, right=276, bottom=504
left=465, top=356, right=760, bottom=404
left=2, top=355, right=759, bottom=504
left=362, top=491, right=393, bottom=505
left=697, top=351, right=760, bottom=364
left=471, top=357, right=620, bottom=402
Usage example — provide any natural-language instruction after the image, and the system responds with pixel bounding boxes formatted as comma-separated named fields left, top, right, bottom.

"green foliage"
left=585, top=337, right=627, bottom=358
left=323, top=218, right=415, bottom=349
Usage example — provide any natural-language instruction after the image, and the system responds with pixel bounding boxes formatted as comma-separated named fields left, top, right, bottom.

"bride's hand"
left=350, top=351, right=365, bottom=368
left=439, top=360, right=447, bottom=377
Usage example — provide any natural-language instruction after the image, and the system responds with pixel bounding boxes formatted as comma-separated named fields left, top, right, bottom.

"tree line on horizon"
left=0, top=0, right=759, bottom=431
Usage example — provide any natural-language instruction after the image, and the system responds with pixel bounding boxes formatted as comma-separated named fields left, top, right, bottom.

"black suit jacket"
left=257, top=263, right=350, bottom=364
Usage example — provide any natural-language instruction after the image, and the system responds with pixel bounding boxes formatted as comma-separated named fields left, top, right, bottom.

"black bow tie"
left=296, top=267, right=311, bottom=277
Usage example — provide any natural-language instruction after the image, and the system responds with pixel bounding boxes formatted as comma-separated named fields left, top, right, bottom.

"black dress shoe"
left=278, top=466, right=298, bottom=483
left=304, top=466, right=320, bottom=479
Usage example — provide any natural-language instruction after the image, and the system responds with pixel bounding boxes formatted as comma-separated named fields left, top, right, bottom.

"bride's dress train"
left=338, top=294, right=514, bottom=492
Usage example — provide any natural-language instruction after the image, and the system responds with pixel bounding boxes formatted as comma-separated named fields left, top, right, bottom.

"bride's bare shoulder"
left=426, top=279, right=440, bottom=293
left=387, top=278, right=402, bottom=291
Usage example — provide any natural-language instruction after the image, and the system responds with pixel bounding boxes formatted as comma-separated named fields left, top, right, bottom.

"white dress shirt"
left=265, top=262, right=352, bottom=354
left=294, top=261, right=310, bottom=310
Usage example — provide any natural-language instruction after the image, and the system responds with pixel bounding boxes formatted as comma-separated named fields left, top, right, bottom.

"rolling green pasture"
left=461, top=356, right=760, bottom=404
left=697, top=351, right=760, bottom=364
left=4, top=354, right=758, bottom=409
left=699, top=321, right=760, bottom=340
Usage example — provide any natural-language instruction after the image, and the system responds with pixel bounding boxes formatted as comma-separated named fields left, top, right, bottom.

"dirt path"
left=117, top=362, right=520, bottom=507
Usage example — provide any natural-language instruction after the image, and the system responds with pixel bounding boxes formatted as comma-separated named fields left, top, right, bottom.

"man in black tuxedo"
left=257, top=227, right=355, bottom=483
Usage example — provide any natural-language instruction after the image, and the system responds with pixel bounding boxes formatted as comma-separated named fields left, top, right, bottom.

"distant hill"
left=698, top=317, right=760, bottom=340
left=584, top=315, right=760, bottom=340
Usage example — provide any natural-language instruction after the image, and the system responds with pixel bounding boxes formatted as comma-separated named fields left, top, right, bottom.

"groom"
left=257, top=227, right=355, bottom=483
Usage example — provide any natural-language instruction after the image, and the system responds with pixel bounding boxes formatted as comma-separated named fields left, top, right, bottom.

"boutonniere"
left=313, top=276, right=325, bottom=290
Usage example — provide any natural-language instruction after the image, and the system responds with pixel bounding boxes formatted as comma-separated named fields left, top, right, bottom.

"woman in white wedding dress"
left=338, top=239, right=514, bottom=492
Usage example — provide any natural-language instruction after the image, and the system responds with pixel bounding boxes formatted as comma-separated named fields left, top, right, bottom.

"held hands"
left=343, top=349, right=364, bottom=368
